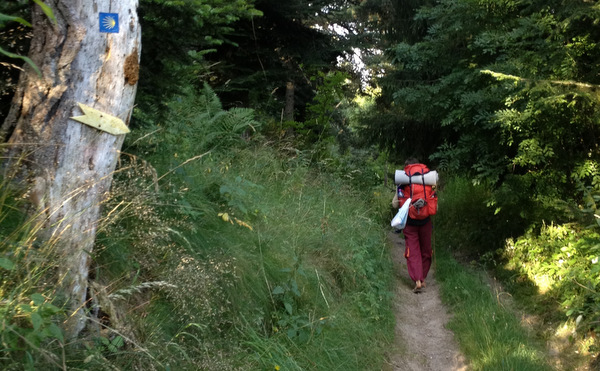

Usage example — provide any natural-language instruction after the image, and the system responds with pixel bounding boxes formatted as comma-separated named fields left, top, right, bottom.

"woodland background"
left=1, top=0, right=599, bottom=370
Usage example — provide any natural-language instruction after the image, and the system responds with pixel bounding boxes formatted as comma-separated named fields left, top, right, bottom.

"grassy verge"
left=433, top=176, right=554, bottom=370
left=0, top=82, right=398, bottom=369
left=0, top=136, right=396, bottom=369
left=183, top=146, right=396, bottom=369
left=434, top=245, right=552, bottom=370
left=435, top=174, right=600, bottom=370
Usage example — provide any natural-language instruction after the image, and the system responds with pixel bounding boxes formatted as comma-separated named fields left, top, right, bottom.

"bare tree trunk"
left=1, top=1, right=141, bottom=338
left=284, top=81, right=295, bottom=121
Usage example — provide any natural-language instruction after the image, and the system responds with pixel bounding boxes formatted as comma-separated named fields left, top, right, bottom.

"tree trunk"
left=1, top=1, right=141, bottom=338
left=284, top=81, right=295, bottom=121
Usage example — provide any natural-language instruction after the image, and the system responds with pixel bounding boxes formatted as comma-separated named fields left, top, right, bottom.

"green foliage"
left=367, top=0, right=600, bottom=233
left=92, top=145, right=395, bottom=369
left=0, top=12, right=30, bottom=28
left=1, top=293, right=65, bottom=370
left=95, top=335, right=125, bottom=354
left=219, top=175, right=264, bottom=217
left=436, top=175, right=599, bottom=365
left=0, top=178, right=66, bottom=370
left=270, top=258, right=328, bottom=342
left=0, top=46, right=38, bottom=76
left=435, top=246, right=553, bottom=371
left=0, top=2, right=34, bottom=119
left=0, top=1, right=56, bottom=79
left=502, top=224, right=600, bottom=348
left=279, top=70, right=352, bottom=162
left=130, top=83, right=261, bottom=169
left=366, top=7, right=600, bottom=363
left=224, top=148, right=393, bottom=369
left=305, top=71, right=349, bottom=134
left=433, top=176, right=521, bottom=256
left=53, top=86, right=395, bottom=370
left=0, top=1, right=39, bottom=75
left=205, top=0, right=347, bottom=119
left=136, top=0, right=262, bottom=123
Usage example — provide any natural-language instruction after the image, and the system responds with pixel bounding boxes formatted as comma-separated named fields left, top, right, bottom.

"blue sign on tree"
left=99, top=13, right=119, bottom=33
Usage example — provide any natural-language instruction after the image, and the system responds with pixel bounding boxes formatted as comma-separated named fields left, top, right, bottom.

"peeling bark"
left=1, top=1, right=141, bottom=338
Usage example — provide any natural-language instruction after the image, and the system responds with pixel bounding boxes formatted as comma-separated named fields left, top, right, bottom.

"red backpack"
left=399, top=164, right=438, bottom=220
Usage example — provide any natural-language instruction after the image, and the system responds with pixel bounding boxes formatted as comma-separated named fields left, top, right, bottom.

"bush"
left=502, top=223, right=600, bottom=352
left=434, top=176, right=501, bottom=256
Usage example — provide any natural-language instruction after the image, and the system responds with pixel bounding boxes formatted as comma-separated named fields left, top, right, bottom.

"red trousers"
left=403, top=220, right=433, bottom=282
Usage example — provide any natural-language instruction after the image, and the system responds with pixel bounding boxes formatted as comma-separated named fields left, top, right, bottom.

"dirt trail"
left=383, top=231, right=468, bottom=371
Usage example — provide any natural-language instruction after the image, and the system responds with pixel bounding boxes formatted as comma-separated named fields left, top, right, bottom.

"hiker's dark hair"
left=404, top=157, right=419, bottom=166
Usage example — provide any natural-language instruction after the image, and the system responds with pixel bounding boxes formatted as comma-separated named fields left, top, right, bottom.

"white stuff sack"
left=394, top=170, right=438, bottom=185
left=391, top=197, right=411, bottom=230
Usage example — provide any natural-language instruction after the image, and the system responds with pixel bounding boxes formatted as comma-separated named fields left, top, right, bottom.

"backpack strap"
left=407, top=167, right=429, bottom=201
left=408, top=169, right=413, bottom=199
left=421, top=168, right=426, bottom=200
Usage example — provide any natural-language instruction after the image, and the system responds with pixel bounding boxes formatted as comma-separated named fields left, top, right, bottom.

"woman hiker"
left=392, top=157, right=435, bottom=293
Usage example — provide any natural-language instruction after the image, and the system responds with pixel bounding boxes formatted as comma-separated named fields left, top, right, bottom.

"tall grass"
left=158, top=145, right=395, bottom=369
left=0, top=84, right=396, bottom=369
left=213, top=147, right=394, bottom=369
left=433, top=176, right=554, bottom=370
left=0, top=177, right=68, bottom=370
left=434, top=247, right=552, bottom=370
left=86, top=144, right=396, bottom=369
left=80, top=89, right=398, bottom=369
left=442, top=174, right=600, bottom=369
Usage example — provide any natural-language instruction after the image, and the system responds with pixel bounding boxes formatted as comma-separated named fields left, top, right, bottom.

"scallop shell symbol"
left=99, top=13, right=119, bottom=33
left=102, top=15, right=116, bottom=30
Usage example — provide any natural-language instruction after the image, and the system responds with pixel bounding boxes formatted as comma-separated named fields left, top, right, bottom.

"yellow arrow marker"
left=71, top=102, right=130, bottom=135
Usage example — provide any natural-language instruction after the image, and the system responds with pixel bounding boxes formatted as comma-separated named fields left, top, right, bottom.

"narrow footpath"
left=383, top=231, right=468, bottom=371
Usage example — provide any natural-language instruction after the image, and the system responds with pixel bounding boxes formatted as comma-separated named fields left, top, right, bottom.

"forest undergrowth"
left=3, top=1, right=600, bottom=370
left=1, top=84, right=599, bottom=370
left=434, top=177, right=600, bottom=371
left=0, top=86, right=396, bottom=370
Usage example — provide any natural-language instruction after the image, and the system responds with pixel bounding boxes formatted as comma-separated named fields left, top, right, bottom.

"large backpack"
left=399, top=164, right=438, bottom=220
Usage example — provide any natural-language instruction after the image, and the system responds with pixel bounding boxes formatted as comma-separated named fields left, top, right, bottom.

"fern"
left=129, top=83, right=261, bottom=164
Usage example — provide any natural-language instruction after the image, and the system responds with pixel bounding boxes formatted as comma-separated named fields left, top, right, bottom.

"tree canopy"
left=363, top=0, right=600, bottom=223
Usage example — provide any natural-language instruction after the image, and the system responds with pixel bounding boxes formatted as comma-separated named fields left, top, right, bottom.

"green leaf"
left=26, top=331, right=41, bottom=347
left=298, top=329, right=309, bottom=342
left=100, top=336, right=110, bottom=345
left=219, top=185, right=231, bottom=195
left=291, top=280, right=300, bottom=297
left=40, top=303, right=62, bottom=316
left=284, top=302, right=293, bottom=315
left=31, top=312, right=43, bottom=331
left=47, top=323, right=64, bottom=342
left=0, top=47, right=41, bottom=77
left=0, top=257, right=14, bottom=270
left=32, top=0, right=57, bottom=24
left=24, top=351, right=34, bottom=370
left=111, top=336, right=124, bottom=349
left=0, top=13, right=32, bottom=27
left=272, top=286, right=285, bottom=295
left=31, top=293, right=45, bottom=306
